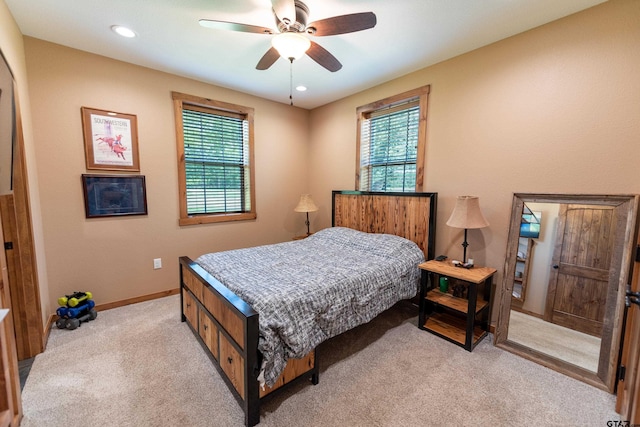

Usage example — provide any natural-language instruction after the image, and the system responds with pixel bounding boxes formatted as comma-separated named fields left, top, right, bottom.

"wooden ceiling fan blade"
left=306, top=41, right=342, bottom=72
left=307, top=12, right=376, bottom=36
left=256, top=47, right=280, bottom=70
left=199, top=19, right=273, bottom=35
left=271, top=0, right=296, bottom=25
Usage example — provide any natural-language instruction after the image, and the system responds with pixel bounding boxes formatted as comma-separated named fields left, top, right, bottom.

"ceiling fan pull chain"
left=289, top=58, right=294, bottom=106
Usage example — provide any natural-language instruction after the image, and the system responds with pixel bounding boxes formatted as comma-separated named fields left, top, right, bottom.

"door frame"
left=616, top=241, right=640, bottom=420
left=0, top=77, right=44, bottom=360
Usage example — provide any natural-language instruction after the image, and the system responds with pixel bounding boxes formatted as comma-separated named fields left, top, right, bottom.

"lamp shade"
left=271, top=32, right=311, bottom=60
left=446, top=196, right=489, bottom=229
left=294, top=194, right=318, bottom=213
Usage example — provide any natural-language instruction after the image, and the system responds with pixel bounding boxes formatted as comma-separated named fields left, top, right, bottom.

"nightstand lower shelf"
left=422, top=312, right=487, bottom=347
left=426, top=289, right=488, bottom=313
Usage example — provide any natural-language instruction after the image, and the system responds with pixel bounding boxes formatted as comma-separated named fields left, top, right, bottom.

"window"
left=356, top=86, right=429, bottom=192
left=172, top=92, right=255, bottom=225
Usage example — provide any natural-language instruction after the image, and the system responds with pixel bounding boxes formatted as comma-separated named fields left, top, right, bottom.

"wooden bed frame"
left=179, top=191, right=437, bottom=426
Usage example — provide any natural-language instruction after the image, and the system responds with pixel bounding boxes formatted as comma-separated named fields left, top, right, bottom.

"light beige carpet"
left=21, top=295, right=620, bottom=426
left=508, top=310, right=601, bottom=372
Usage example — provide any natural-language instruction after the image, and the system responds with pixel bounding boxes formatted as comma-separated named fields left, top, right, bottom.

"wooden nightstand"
left=418, top=260, right=497, bottom=351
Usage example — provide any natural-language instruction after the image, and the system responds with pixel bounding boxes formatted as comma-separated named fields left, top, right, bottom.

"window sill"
left=179, top=212, right=256, bottom=226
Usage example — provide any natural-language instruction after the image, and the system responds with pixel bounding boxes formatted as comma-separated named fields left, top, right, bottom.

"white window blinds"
left=182, top=106, right=251, bottom=215
left=359, top=99, right=419, bottom=192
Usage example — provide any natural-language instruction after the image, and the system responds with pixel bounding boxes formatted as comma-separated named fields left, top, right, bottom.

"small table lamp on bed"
left=294, top=194, right=319, bottom=236
left=446, top=195, right=489, bottom=264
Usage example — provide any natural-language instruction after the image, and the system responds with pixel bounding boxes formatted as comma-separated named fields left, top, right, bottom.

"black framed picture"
left=82, top=174, right=147, bottom=218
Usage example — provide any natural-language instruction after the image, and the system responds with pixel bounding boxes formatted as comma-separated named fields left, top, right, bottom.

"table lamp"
left=294, top=194, right=318, bottom=236
left=446, top=195, right=489, bottom=263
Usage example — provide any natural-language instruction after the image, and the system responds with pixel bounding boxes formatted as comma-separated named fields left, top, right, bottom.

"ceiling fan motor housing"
left=276, top=0, right=309, bottom=33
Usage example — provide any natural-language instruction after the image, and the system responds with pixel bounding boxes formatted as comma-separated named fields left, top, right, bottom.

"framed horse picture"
left=81, top=107, right=140, bottom=171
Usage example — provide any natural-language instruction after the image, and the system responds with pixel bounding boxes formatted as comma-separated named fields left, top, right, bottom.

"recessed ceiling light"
left=296, top=85, right=307, bottom=92
left=111, top=25, right=136, bottom=38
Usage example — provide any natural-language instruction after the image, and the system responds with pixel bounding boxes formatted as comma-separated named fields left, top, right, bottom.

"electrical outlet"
left=153, top=258, right=162, bottom=269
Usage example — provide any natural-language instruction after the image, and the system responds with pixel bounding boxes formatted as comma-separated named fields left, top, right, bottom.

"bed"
left=179, top=191, right=437, bottom=426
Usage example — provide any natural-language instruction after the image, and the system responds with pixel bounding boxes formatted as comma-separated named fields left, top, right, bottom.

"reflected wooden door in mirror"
left=545, top=204, right=616, bottom=337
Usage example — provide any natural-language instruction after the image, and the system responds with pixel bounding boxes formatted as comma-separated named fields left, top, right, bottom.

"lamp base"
left=461, top=228, right=469, bottom=264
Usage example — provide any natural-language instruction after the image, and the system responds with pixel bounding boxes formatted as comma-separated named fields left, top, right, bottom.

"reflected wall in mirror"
left=0, top=50, right=15, bottom=195
left=495, top=193, right=639, bottom=392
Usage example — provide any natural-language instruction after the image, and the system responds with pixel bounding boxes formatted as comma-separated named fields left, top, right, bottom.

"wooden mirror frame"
left=494, top=193, right=639, bottom=392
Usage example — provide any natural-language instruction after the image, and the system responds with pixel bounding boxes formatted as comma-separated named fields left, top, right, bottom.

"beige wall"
left=309, top=0, right=640, bottom=309
left=522, top=202, right=559, bottom=315
left=0, top=0, right=50, bottom=324
left=23, top=38, right=311, bottom=312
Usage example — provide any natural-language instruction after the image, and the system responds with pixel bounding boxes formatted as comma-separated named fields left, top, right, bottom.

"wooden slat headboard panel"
left=332, top=191, right=437, bottom=260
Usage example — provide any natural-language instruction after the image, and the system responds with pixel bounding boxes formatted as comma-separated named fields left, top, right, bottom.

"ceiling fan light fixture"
left=271, top=32, right=311, bottom=60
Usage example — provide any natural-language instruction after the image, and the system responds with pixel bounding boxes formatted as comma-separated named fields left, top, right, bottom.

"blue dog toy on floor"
left=56, top=291, right=98, bottom=330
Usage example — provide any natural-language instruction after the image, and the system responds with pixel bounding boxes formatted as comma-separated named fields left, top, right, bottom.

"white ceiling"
left=5, top=0, right=605, bottom=110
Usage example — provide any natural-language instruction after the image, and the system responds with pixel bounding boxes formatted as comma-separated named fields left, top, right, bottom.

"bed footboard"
left=179, top=256, right=318, bottom=426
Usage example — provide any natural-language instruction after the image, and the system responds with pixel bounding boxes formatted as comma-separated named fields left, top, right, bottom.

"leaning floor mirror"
left=494, top=193, right=639, bottom=392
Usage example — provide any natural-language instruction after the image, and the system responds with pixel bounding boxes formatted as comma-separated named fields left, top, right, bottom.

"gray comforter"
left=196, top=226, right=424, bottom=387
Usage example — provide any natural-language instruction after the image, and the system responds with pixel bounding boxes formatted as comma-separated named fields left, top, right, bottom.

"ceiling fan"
left=199, top=0, right=377, bottom=72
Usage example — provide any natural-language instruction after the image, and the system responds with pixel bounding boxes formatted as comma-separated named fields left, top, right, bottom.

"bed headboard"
left=332, top=191, right=437, bottom=260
